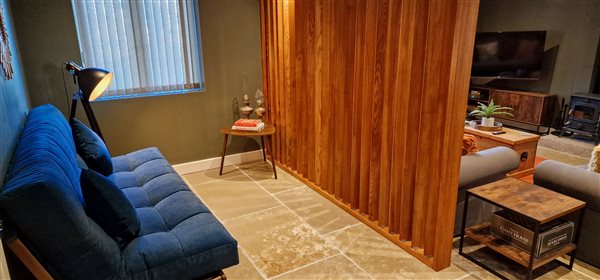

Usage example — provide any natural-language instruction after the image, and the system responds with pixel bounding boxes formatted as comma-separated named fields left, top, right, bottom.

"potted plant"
left=469, top=100, right=514, bottom=127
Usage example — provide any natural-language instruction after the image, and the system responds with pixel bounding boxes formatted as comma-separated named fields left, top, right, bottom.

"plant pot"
left=481, top=117, right=495, bottom=127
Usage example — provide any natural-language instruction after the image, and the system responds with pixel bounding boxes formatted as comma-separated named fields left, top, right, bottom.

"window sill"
left=93, top=87, right=206, bottom=102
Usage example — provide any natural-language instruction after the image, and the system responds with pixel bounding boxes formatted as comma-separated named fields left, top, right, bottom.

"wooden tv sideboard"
left=468, top=87, right=557, bottom=133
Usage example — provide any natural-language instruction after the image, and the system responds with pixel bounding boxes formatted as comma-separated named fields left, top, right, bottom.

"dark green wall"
left=1, top=0, right=30, bottom=185
left=10, top=0, right=263, bottom=164
left=476, top=0, right=600, bottom=99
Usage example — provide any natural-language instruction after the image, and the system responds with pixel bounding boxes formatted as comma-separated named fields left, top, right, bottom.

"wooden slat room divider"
left=260, top=0, right=479, bottom=270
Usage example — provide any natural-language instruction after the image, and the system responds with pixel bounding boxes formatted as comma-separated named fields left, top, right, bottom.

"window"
left=72, top=0, right=204, bottom=100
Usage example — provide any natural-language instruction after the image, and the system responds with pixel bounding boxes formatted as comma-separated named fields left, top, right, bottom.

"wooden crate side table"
left=219, top=123, right=277, bottom=179
left=464, top=126, right=540, bottom=177
left=459, top=177, right=586, bottom=280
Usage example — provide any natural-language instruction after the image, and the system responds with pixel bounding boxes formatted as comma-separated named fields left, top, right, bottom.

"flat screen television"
left=471, top=31, right=546, bottom=79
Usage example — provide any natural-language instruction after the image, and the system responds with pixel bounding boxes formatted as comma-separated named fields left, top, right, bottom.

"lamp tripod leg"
left=81, top=99, right=105, bottom=141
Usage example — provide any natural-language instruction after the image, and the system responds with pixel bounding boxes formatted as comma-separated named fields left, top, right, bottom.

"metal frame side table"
left=219, top=123, right=277, bottom=179
left=459, top=177, right=586, bottom=280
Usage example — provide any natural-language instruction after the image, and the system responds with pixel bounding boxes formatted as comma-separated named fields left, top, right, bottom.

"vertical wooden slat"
left=340, top=0, right=356, bottom=205
left=358, top=0, right=378, bottom=215
left=314, top=0, right=323, bottom=186
left=390, top=0, right=418, bottom=237
left=306, top=0, right=317, bottom=181
left=432, top=0, right=480, bottom=270
left=259, top=0, right=479, bottom=271
left=322, top=0, right=334, bottom=194
left=378, top=0, right=402, bottom=228
left=350, top=0, right=366, bottom=210
left=367, top=0, right=390, bottom=221
left=276, top=0, right=285, bottom=163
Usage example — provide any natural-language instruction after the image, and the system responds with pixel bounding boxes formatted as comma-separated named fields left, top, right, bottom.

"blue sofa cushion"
left=1, top=105, right=127, bottom=279
left=110, top=148, right=239, bottom=279
left=81, top=168, right=140, bottom=248
left=71, top=118, right=113, bottom=176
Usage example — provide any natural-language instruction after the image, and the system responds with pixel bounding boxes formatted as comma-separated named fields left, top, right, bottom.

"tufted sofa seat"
left=110, top=147, right=239, bottom=279
left=1, top=104, right=238, bottom=279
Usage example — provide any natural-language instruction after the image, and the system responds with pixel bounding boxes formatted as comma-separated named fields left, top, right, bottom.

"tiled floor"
left=182, top=161, right=600, bottom=280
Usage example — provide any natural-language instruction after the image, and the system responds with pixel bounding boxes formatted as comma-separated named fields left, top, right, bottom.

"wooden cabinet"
left=464, top=126, right=540, bottom=177
left=469, top=87, right=557, bottom=132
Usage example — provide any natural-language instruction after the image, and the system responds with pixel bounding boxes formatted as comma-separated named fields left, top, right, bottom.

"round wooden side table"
left=219, top=123, right=277, bottom=179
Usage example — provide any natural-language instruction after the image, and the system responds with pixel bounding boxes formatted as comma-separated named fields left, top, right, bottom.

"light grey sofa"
left=454, top=146, right=520, bottom=235
left=534, top=160, right=600, bottom=268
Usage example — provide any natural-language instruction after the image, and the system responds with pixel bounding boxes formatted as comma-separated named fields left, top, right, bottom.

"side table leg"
left=459, top=192, right=470, bottom=255
left=267, top=136, right=277, bottom=179
left=219, top=134, right=229, bottom=175
left=569, top=209, right=586, bottom=269
left=527, top=222, right=541, bottom=280
left=261, top=136, right=267, bottom=162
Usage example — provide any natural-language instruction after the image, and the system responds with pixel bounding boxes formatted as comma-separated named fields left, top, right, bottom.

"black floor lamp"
left=65, top=62, right=113, bottom=141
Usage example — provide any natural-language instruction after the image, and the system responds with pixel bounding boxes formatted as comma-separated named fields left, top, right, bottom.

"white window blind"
left=72, top=0, right=204, bottom=99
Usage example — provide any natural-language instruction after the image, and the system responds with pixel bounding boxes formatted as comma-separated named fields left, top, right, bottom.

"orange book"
left=234, top=119, right=262, bottom=127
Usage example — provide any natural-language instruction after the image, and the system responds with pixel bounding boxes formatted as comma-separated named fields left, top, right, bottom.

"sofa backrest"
left=0, top=104, right=126, bottom=279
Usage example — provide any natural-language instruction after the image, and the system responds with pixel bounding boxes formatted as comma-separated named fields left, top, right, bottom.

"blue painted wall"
left=0, top=0, right=29, bottom=185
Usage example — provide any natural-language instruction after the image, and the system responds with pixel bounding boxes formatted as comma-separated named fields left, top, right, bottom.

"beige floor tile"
left=183, top=165, right=244, bottom=185
left=191, top=176, right=280, bottom=221
left=326, top=224, right=466, bottom=279
left=276, top=187, right=360, bottom=234
left=237, top=161, right=306, bottom=193
left=275, top=254, right=371, bottom=280
left=451, top=253, right=501, bottom=280
left=224, top=248, right=265, bottom=280
left=224, top=206, right=338, bottom=278
left=451, top=240, right=593, bottom=280
left=572, top=260, right=600, bottom=280
left=236, top=160, right=279, bottom=180
left=537, top=146, right=590, bottom=166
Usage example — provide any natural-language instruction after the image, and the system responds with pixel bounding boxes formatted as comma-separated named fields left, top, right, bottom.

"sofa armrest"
left=534, top=160, right=600, bottom=212
left=459, top=146, right=520, bottom=190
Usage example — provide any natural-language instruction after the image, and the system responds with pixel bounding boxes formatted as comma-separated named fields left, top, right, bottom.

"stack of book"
left=231, top=119, right=264, bottom=132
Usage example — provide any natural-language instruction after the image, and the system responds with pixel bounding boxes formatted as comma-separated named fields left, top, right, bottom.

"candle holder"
left=255, top=89, right=265, bottom=120
left=240, top=94, right=254, bottom=119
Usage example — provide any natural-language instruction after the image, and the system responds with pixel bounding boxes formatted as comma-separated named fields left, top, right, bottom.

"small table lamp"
left=65, top=62, right=113, bottom=140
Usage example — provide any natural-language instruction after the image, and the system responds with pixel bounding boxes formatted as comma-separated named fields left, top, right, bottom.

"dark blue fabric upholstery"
left=80, top=168, right=140, bottom=248
left=71, top=118, right=113, bottom=176
left=1, top=105, right=127, bottom=280
left=1, top=104, right=239, bottom=280
left=110, top=147, right=239, bottom=279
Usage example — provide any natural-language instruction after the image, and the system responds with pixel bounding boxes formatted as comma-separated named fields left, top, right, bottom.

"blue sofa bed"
left=1, top=105, right=239, bottom=279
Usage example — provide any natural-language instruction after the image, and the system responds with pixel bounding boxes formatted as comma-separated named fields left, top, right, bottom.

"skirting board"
left=172, top=149, right=263, bottom=175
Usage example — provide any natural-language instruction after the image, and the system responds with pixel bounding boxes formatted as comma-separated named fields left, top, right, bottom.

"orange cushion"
left=462, top=134, right=479, bottom=156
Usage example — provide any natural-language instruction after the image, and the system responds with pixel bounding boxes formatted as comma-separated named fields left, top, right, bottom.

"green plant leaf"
left=469, top=110, right=486, bottom=116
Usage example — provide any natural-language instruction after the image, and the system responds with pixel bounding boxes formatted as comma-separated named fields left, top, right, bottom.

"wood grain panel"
left=260, top=0, right=479, bottom=270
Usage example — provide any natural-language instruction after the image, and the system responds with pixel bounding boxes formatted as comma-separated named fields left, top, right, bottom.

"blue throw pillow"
left=71, top=118, right=113, bottom=176
left=80, top=168, right=140, bottom=248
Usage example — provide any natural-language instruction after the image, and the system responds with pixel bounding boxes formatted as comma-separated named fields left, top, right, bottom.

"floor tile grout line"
left=268, top=253, right=342, bottom=280
left=235, top=162, right=376, bottom=280
left=239, top=246, right=269, bottom=280
left=322, top=222, right=362, bottom=237
left=184, top=173, right=248, bottom=187
left=269, top=185, right=308, bottom=195
left=568, top=268, right=596, bottom=280
left=227, top=163, right=291, bottom=278
left=184, top=170, right=270, bottom=279
left=454, top=272, right=473, bottom=280
left=186, top=163, right=598, bottom=280
left=221, top=205, right=285, bottom=224
left=338, top=251, right=376, bottom=280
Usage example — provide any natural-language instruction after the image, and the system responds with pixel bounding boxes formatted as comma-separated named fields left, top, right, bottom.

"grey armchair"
left=534, top=160, right=600, bottom=268
left=454, top=146, right=520, bottom=235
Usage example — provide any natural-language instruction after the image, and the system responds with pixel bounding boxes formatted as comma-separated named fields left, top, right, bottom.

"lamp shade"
left=77, top=68, right=113, bottom=101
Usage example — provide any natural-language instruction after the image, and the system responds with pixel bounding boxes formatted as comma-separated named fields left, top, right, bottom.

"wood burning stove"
left=560, top=93, right=600, bottom=144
